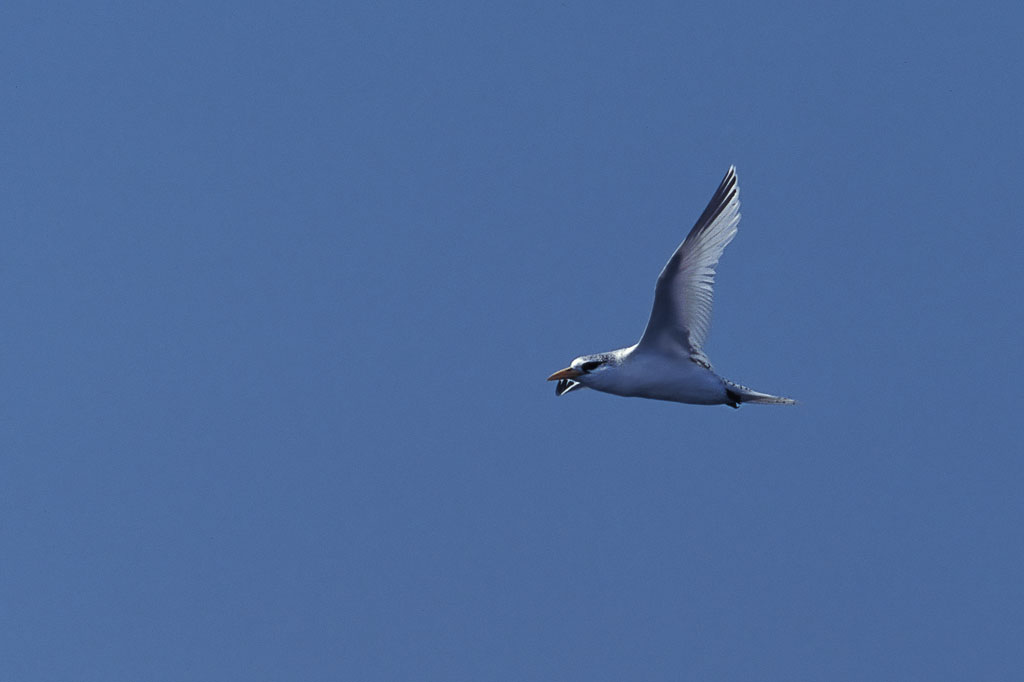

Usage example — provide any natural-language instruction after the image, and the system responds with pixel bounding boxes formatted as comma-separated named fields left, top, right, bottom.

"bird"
left=547, top=166, right=796, bottom=408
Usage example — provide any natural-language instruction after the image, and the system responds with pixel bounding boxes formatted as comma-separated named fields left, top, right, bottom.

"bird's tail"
left=723, top=379, right=797, bottom=406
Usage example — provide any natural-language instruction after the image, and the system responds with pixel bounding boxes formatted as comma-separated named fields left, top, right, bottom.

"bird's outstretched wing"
left=636, top=166, right=740, bottom=360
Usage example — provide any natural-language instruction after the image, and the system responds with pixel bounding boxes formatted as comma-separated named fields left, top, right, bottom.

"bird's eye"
left=581, top=361, right=603, bottom=372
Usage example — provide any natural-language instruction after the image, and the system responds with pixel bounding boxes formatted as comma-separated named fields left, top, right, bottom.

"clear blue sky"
left=3, top=2, right=1022, bottom=680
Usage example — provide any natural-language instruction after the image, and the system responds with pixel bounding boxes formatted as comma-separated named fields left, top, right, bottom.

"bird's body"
left=567, top=345, right=728, bottom=404
left=548, top=166, right=795, bottom=408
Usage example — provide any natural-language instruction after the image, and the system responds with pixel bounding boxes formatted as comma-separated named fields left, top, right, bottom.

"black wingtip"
left=555, top=378, right=580, bottom=397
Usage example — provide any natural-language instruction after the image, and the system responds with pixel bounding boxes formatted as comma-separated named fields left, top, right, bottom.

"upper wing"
left=636, top=166, right=741, bottom=359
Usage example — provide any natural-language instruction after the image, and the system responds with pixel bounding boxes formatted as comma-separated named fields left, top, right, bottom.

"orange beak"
left=546, top=367, right=582, bottom=381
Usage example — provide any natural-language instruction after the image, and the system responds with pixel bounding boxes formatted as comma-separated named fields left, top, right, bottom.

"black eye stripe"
left=581, top=361, right=603, bottom=372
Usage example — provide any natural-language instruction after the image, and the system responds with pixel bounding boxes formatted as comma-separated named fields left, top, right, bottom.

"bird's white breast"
left=582, top=347, right=728, bottom=405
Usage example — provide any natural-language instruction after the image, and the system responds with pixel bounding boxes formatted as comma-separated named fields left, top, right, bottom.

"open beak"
left=546, top=367, right=582, bottom=381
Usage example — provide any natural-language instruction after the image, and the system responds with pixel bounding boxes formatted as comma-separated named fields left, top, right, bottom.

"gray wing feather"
left=637, top=166, right=741, bottom=357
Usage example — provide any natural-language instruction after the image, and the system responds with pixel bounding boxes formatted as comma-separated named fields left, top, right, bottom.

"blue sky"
left=2, top=2, right=1022, bottom=680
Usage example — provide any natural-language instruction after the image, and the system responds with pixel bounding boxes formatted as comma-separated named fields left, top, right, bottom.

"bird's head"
left=546, top=355, right=610, bottom=381
left=546, top=353, right=614, bottom=395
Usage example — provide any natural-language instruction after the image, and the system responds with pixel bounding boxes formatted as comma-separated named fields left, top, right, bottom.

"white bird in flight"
left=547, top=166, right=796, bottom=408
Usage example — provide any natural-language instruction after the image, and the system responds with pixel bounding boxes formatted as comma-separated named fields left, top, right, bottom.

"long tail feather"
left=723, top=379, right=797, bottom=405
